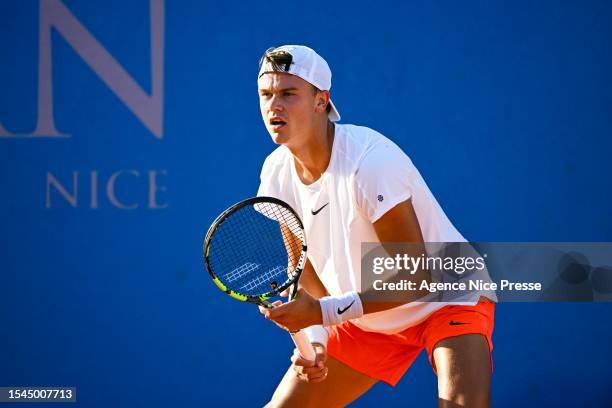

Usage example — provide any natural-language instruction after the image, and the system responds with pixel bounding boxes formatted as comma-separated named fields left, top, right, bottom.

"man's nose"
left=268, top=94, right=283, bottom=112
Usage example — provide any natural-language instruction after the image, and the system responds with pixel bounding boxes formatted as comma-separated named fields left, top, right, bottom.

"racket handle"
left=290, top=330, right=316, bottom=361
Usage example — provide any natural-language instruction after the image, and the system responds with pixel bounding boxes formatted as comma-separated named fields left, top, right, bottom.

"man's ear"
left=315, top=90, right=330, bottom=113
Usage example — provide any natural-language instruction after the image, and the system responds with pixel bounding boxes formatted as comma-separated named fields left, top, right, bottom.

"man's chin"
left=269, top=131, right=290, bottom=145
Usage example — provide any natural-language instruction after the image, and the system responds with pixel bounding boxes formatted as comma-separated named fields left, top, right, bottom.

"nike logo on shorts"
left=449, top=320, right=470, bottom=326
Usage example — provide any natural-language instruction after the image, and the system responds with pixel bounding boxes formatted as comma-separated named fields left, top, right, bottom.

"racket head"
left=203, top=196, right=307, bottom=305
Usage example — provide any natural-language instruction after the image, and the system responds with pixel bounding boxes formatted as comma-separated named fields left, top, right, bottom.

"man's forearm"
left=298, top=259, right=329, bottom=299
left=361, top=242, right=432, bottom=314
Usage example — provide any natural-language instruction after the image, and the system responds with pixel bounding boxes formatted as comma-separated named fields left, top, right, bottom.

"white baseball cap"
left=258, top=45, right=341, bottom=122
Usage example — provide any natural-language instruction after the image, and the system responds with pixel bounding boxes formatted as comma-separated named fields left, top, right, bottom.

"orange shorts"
left=327, top=299, right=495, bottom=386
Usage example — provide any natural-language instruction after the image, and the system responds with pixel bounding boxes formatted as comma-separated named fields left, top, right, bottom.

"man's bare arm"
left=298, top=259, right=329, bottom=299
left=280, top=222, right=328, bottom=299
left=362, top=198, right=431, bottom=314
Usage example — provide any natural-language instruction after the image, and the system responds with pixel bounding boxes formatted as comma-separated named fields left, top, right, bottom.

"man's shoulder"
left=336, top=123, right=401, bottom=166
left=260, top=145, right=290, bottom=177
left=338, top=123, right=388, bottom=144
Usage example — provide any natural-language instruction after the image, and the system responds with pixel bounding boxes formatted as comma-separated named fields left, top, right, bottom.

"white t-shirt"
left=258, top=124, right=493, bottom=334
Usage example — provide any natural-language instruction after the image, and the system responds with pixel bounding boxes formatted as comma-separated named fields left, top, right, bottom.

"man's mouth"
left=269, top=118, right=287, bottom=131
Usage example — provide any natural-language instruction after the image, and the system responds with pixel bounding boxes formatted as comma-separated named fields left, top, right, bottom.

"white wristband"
left=303, top=325, right=329, bottom=349
left=319, top=291, right=363, bottom=327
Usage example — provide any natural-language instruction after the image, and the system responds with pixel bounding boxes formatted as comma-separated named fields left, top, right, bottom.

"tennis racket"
left=203, top=196, right=316, bottom=361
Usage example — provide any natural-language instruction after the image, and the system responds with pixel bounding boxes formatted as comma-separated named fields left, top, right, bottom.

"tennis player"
left=256, top=45, right=496, bottom=408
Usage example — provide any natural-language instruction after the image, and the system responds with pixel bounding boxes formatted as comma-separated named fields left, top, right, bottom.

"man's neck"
left=289, top=121, right=335, bottom=185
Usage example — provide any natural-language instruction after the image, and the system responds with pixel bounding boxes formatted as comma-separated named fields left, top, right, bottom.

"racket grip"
left=290, top=330, right=316, bottom=362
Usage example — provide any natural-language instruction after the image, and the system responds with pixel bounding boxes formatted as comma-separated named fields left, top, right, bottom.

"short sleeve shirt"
left=258, top=124, right=490, bottom=333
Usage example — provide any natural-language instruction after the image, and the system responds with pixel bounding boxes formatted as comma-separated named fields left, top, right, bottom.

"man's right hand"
left=291, top=344, right=328, bottom=382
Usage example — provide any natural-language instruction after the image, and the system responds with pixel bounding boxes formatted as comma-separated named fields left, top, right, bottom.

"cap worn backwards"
left=258, top=45, right=340, bottom=122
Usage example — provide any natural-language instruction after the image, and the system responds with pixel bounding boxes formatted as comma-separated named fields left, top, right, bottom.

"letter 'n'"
left=0, top=0, right=165, bottom=139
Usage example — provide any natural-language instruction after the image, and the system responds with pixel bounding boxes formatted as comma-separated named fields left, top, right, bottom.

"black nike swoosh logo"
left=449, top=321, right=470, bottom=326
left=311, top=202, right=329, bottom=215
left=337, top=300, right=355, bottom=315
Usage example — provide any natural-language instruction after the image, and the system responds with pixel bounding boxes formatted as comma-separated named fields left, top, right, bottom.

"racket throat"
left=248, top=297, right=273, bottom=308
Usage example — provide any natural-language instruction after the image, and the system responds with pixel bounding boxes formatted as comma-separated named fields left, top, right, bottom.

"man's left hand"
left=258, top=288, right=323, bottom=332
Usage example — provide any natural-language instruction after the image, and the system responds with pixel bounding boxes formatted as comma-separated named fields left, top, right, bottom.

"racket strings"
left=239, top=265, right=287, bottom=292
left=207, top=201, right=305, bottom=297
left=224, top=262, right=260, bottom=283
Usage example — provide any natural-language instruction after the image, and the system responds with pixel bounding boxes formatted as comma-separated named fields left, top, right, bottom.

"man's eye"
left=284, top=92, right=294, bottom=96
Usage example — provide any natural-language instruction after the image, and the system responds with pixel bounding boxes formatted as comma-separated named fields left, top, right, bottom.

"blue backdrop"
left=1, top=0, right=611, bottom=406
